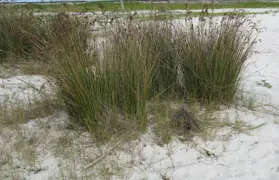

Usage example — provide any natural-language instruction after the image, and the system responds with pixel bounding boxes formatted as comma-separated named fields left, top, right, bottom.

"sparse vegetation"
left=256, top=79, right=273, bottom=89
left=0, top=96, right=61, bottom=127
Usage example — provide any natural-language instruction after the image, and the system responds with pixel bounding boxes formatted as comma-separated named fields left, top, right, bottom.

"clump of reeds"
left=0, top=6, right=48, bottom=62
left=27, top=9, right=257, bottom=140
left=176, top=12, right=257, bottom=104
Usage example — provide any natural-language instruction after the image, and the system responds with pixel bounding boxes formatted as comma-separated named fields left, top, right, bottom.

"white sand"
left=0, top=75, right=49, bottom=104
left=1, top=12, right=279, bottom=180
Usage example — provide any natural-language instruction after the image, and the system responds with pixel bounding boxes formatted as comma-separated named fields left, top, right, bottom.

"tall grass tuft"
left=176, top=14, right=257, bottom=104
left=0, top=6, right=47, bottom=62
left=103, top=21, right=179, bottom=129
left=145, top=22, right=178, bottom=98
left=28, top=10, right=257, bottom=139
left=42, top=13, right=103, bottom=131
left=41, top=13, right=138, bottom=139
left=43, top=15, right=180, bottom=138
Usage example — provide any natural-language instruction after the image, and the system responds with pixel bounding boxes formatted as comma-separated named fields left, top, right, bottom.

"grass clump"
left=40, top=13, right=138, bottom=139
left=19, top=8, right=256, bottom=140
left=43, top=14, right=180, bottom=139
left=107, top=20, right=178, bottom=100
left=176, top=13, right=257, bottom=104
left=0, top=7, right=47, bottom=62
left=43, top=11, right=257, bottom=139
left=42, top=13, right=104, bottom=132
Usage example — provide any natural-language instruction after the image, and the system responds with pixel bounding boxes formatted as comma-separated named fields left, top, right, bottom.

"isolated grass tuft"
left=177, top=13, right=257, bottom=104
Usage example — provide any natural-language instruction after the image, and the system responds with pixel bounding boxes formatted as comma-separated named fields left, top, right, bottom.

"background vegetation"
left=8, top=1, right=279, bottom=12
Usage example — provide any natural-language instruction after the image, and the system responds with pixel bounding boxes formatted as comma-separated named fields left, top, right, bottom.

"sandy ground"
left=0, top=76, right=49, bottom=104
left=1, top=11, right=279, bottom=180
